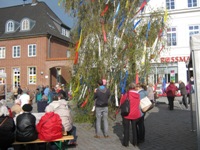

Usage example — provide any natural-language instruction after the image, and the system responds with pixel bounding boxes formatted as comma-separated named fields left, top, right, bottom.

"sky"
left=0, top=0, right=76, bottom=28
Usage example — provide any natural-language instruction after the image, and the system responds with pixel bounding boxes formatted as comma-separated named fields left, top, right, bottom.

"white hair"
left=0, top=105, right=9, bottom=116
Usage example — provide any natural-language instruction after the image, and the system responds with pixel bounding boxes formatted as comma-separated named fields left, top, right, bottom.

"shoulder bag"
left=140, top=96, right=154, bottom=112
left=120, top=92, right=130, bottom=116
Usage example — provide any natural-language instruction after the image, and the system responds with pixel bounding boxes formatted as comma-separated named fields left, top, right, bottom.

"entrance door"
left=13, top=68, right=20, bottom=88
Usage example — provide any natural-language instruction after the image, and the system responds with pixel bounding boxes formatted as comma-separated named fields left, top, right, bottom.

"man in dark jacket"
left=16, top=104, right=38, bottom=142
left=178, top=80, right=188, bottom=109
left=94, top=79, right=110, bottom=138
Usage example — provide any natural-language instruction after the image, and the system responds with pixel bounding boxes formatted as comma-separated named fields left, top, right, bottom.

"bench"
left=13, top=135, right=74, bottom=150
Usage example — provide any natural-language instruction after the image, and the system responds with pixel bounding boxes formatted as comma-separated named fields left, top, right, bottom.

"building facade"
left=147, top=0, right=200, bottom=85
left=0, top=0, right=74, bottom=91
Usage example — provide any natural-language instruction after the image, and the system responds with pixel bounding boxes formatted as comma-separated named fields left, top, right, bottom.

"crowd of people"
left=0, top=78, right=195, bottom=149
left=0, top=83, right=76, bottom=150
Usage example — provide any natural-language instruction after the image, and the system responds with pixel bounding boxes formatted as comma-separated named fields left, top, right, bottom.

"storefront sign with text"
left=160, top=56, right=190, bottom=63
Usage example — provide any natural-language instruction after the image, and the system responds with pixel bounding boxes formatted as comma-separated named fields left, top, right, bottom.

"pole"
left=187, top=65, right=195, bottom=131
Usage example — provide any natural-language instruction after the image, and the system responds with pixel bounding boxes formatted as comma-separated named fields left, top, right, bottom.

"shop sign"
left=160, top=56, right=190, bottom=63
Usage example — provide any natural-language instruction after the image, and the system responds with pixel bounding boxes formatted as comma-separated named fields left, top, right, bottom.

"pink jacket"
left=120, top=90, right=143, bottom=120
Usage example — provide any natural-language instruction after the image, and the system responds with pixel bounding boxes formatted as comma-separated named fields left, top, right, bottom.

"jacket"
left=179, top=82, right=187, bottom=95
left=166, top=83, right=177, bottom=97
left=36, top=112, right=62, bottom=141
left=49, top=100, right=73, bottom=132
left=0, top=116, right=15, bottom=149
left=94, top=86, right=110, bottom=107
left=120, top=90, right=142, bottom=120
left=16, top=112, right=38, bottom=142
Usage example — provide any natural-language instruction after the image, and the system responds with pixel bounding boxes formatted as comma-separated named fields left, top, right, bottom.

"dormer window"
left=21, top=18, right=30, bottom=31
left=6, top=21, right=14, bottom=32
left=61, top=27, right=70, bottom=38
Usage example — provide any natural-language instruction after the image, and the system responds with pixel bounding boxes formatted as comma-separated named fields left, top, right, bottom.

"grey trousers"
left=95, top=107, right=108, bottom=136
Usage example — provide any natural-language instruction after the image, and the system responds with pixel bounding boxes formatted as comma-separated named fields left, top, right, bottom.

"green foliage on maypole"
left=59, top=0, right=167, bottom=123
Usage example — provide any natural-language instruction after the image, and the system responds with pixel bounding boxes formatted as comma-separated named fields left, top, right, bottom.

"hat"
left=22, top=104, right=33, bottom=112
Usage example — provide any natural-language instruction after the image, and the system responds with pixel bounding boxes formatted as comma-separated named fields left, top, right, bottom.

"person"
left=166, top=81, right=178, bottom=110
left=186, top=81, right=192, bottom=105
left=49, top=95, right=77, bottom=145
left=17, top=85, right=23, bottom=96
left=178, top=80, right=188, bottom=109
left=44, top=85, right=50, bottom=97
left=37, top=95, right=49, bottom=112
left=11, top=99, right=22, bottom=117
left=35, top=88, right=42, bottom=102
left=36, top=105, right=62, bottom=141
left=147, top=83, right=155, bottom=103
left=190, top=76, right=195, bottom=93
left=48, top=87, right=57, bottom=103
left=0, top=103, right=16, bottom=150
left=15, top=104, right=38, bottom=142
left=136, top=83, right=147, bottom=144
left=19, top=89, right=30, bottom=107
left=12, top=85, right=18, bottom=100
left=120, top=82, right=143, bottom=147
left=94, top=79, right=110, bottom=138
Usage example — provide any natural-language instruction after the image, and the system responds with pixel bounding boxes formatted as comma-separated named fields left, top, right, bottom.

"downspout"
left=48, top=35, right=52, bottom=58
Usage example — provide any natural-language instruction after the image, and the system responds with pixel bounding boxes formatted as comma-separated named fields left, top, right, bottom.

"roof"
left=0, top=2, right=72, bottom=42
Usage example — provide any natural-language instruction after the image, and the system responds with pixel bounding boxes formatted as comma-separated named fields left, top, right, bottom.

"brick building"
left=0, top=0, right=74, bottom=91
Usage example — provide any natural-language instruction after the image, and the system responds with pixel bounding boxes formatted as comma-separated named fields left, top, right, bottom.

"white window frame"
left=0, top=47, right=6, bottom=59
left=6, top=21, right=14, bottom=32
left=167, top=27, right=177, bottom=46
left=0, top=68, right=5, bottom=85
left=189, top=25, right=200, bottom=36
left=166, top=0, right=175, bottom=10
left=28, top=44, right=36, bottom=57
left=188, top=0, right=197, bottom=7
left=12, top=46, right=21, bottom=58
left=21, top=19, right=30, bottom=31
left=28, top=67, right=36, bottom=84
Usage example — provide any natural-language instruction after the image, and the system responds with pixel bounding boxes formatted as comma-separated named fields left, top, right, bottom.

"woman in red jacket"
left=166, top=81, right=178, bottom=110
left=120, top=82, right=143, bottom=147
left=36, top=105, right=63, bottom=141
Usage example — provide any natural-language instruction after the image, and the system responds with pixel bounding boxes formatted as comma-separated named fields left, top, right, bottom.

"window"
left=0, top=47, right=5, bottom=59
left=0, top=68, right=5, bottom=84
left=61, top=28, right=70, bottom=37
left=12, top=46, right=20, bottom=58
left=189, top=25, right=200, bottom=36
left=188, top=0, right=197, bottom=7
left=28, top=44, right=36, bottom=57
left=28, top=67, right=36, bottom=84
left=167, top=27, right=177, bottom=46
left=6, top=21, right=14, bottom=32
left=166, top=0, right=175, bottom=10
left=21, top=19, right=30, bottom=31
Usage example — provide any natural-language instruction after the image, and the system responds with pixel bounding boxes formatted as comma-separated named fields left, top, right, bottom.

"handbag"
left=120, top=92, right=130, bottom=116
left=140, top=96, right=153, bottom=112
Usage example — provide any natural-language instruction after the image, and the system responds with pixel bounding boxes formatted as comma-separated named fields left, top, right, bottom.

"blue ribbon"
left=146, top=20, right=151, bottom=40
left=133, top=19, right=141, bottom=30
left=112, top=2, right=120, bottom=20
left=120, top=70, right=128, bottom=94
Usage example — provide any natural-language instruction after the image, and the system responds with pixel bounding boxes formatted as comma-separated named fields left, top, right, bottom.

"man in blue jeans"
left=94, top=79, right=110, bottom=138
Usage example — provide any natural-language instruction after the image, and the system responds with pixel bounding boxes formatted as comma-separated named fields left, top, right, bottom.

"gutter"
left=48, top=34, right=52, bottom=58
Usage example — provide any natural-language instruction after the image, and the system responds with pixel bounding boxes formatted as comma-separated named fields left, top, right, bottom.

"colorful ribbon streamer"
left=102, top=24, right=107, bottom=42
left=101, top=4, right=109, bottom=16
left=112, top=2, right=120, bottom=20
left=118, top=15, right=125, bottom=30
left=133, top=19, right=141, bottom=30
left=146, top=20, right=151, bottom=40
left=164, top=9, right=168, bottom=23
left=135, top=0, right=147, bottom=16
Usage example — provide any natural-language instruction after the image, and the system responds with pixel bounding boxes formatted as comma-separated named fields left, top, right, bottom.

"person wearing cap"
left=15, top=104, right=38, bottom=142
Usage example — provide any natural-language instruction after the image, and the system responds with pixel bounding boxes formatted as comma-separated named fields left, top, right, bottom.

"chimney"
left=31, top=0, right=38, bottom=6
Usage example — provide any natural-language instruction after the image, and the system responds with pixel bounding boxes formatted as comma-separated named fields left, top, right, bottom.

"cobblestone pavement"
left=7, top=95, right=197, bottom=150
